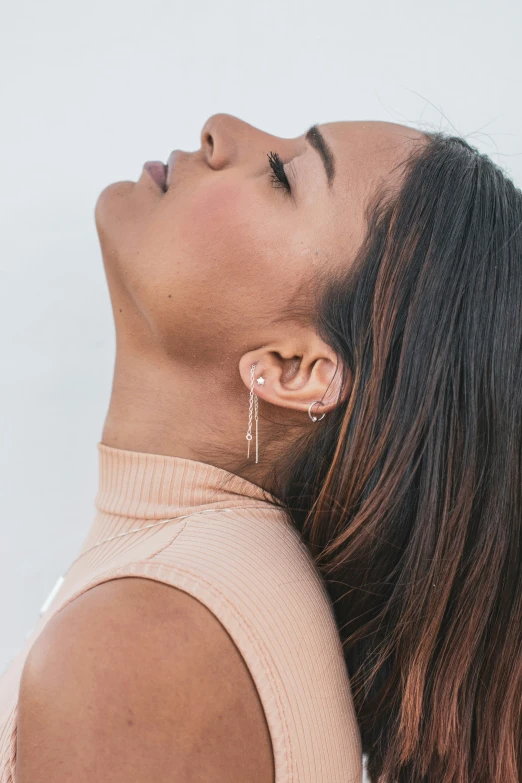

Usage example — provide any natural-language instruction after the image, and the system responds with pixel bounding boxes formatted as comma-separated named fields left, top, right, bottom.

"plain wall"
left=1, top=1, right=521, bottom=777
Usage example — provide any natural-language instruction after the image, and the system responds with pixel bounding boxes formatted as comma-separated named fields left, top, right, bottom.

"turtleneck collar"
left=94, top=442, right=281, bottom=521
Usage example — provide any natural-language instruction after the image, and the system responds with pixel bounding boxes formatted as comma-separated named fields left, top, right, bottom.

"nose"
left=200, top=113, right=297, bottom=172
left=200, top=113, right=244, bottom=170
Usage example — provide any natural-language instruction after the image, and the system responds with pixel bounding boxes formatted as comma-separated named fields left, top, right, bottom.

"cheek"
left=171, top=179, right=276, bottom=289
left=168, top=178, right=326, bottom=325
left=189, top=178, right=244, bottom=228
left=132, top=177, right=322, bottom=355
left=180, top=180, right=256, bottom=258
left=134, top=181, right=271, bottom=344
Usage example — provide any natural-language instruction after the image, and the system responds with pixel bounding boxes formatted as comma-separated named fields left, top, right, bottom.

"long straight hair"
left=268, top=131, right=522, bottom=781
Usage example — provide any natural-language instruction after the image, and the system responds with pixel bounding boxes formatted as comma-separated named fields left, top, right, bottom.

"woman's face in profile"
left=94, top=113, right=425, bottom=366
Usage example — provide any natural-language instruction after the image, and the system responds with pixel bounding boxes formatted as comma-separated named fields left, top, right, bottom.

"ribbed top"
left=95, top=442, right=281, bottom=518
left=0, top=443, right=362, bottom=783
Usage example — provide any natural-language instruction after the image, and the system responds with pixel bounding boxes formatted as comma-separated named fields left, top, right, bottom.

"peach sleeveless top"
left=0, top=443, right=362, bottom=782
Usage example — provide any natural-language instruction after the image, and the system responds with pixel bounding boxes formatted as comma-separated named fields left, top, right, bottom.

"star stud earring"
left=256, top=376, right=265, bottom=385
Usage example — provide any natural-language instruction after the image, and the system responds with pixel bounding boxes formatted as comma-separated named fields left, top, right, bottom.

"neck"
left=100, top=348, right=287, bottom=492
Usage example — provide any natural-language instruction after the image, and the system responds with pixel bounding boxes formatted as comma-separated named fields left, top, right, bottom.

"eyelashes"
left=267, top=151, right=292, bottom=194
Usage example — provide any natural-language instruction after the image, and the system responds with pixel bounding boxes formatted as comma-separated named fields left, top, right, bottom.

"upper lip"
left=166, top=150, right=181, bottom=190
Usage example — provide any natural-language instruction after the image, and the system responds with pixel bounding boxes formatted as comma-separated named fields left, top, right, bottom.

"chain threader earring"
left=246, top=364, right=260, bottom=463
left=246, top=368, right=326, bottom=462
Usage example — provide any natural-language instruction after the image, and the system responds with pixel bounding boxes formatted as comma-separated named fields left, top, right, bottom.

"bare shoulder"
left=18, top=577, right=274, bottom=783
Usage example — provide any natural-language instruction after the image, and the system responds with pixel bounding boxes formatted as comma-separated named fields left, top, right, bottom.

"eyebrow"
left=305, top=124, right=336, bottom=188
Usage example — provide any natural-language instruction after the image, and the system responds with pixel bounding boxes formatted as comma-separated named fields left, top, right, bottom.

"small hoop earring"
left=308, top=401, right=326, bottom=422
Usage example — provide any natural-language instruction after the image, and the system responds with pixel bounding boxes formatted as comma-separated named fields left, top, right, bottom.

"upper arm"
left=17, top=577, right=274, bottom=783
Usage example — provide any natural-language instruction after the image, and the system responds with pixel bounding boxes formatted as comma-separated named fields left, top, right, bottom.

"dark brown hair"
left=268, top=130, right=522, bottom=781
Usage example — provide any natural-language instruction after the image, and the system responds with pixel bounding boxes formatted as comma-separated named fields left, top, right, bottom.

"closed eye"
left=267, top=151, right=291, bottom=194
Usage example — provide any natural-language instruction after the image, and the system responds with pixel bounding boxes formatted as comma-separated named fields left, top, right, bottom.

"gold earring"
left=246, top=364, right=260, bottom=463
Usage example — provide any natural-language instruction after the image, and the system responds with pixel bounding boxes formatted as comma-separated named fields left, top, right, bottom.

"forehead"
left=318, top=120, right=428, bottom=193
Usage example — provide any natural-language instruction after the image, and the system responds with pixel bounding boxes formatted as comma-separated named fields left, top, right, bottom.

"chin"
left=94, top=180, right=135, bottom=241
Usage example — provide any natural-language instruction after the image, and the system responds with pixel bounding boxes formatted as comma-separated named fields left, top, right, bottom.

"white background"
left=1, top=1, right=521, bottom=775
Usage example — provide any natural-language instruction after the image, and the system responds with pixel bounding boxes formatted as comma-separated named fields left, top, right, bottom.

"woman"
left=0, top=113, right=520, bottom=782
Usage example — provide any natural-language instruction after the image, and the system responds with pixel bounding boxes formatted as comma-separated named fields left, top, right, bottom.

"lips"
left=143, top=161, right=168, bottom=192
left=144, top=150, right=183, bottom=192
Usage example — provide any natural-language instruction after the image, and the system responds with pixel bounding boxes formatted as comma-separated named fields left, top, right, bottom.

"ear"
left=239, top=330, right=351, bottom=418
